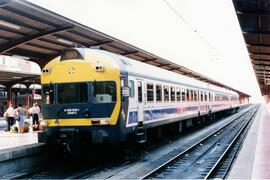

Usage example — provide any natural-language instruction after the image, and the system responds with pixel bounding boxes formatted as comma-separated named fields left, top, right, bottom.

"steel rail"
left=203, top=106, right=259, bottom=179
left=141, top=105, right=257, bottom=179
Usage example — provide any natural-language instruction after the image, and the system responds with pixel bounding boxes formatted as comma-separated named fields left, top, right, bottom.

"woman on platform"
left=16, top=104, right=26, bottom=133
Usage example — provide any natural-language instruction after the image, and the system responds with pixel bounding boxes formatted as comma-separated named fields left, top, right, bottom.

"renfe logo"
left=64, top=108, right=80, bottom=115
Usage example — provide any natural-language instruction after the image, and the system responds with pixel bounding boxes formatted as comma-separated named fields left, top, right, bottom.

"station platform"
left=0, top=117, right=39, bottom=150
left=229, top=103, right=270, bottom=179
left=0, top=117, right=46, bottom=178
left=0, top=131, right=38, bottom=151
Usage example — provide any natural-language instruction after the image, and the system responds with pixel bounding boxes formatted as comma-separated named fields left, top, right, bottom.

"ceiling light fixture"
left=12, top=76, right=21, bottom=79
left=12, top=55, right=30, bottom=60
left=0, top=20, right=20, bottom=30
left=57, top=38, right=75, bottom=45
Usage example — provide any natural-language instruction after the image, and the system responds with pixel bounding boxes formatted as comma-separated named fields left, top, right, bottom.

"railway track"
left=15, top=161, right=129, bottom=179
left=10, top=144, right=137, bottom=179
left=142, top=105, right=259, bottom=179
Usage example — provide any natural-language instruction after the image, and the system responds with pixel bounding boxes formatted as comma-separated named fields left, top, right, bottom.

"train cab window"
left=181, top=89, right=186, bottom=102
left=42, top=85, right=54, bottom=105
left=92, top=81, right=116, bottom=103
left=156, top=85, right=162, bottom=102
left=129, top=80, right=135, bottom=98
left=58, top=83, right=88, bottom=104
left=176, top=87, right=181, bottom=102
left=147, top=83, right=154, bottom=102
left=170, top=87, right=176, bottom=102
left=137, top=81, right=143, bottom=103
left=200, top=91, right=204, bottom=101
left=164, top=86, right=169, bottom=102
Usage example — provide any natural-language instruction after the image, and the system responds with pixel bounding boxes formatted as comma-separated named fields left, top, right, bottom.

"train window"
left=200, top=91, right=204, bottom=101
left=215, top=94, right=221, bottom=101
left=92, top=81, right=116, bottom=104
left=194, top=90, right=198, bottom=101
left=230, top=96, right=237, bottom=101
left=176, top=87, right=181, bottom=102
left=190, top=90, right=194, bottom=101
left=147, top=83, right=154, bottom=102
left=42, top=85, right=54, bottom=105
left=164, top=86, right=169, bottom=102
left=170, top=87, right=176, bottom=102
left=129, top=80, right=135, bottom=98
left=186, top=89, right=190, bottom=101
left=181, top=89, right=186, bottom=102
left=58, top=83, right=88, bottom=104
left=137, top=81, right=143, bottom=103
left=156, top=85, right=162, bottom=102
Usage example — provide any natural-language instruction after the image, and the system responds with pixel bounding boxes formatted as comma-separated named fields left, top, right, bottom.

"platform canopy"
left=233, top=0, right=270, bottom=96
left=0, top=0, right=249, bottom=97
left=0, top=55, right=40, bottom=86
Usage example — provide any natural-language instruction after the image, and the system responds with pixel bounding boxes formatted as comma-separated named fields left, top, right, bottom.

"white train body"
left=41, top=48, right=240, bottom=144
left=105, top=51, right=240, bottom=128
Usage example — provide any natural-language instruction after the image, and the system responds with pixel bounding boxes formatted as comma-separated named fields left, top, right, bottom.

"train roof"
left=89, top=49, right=239, bottom=96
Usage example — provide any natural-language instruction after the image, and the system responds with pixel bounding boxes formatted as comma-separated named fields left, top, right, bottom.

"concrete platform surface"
left=229, top=103, right=270, bottom=179
left=0, top=131, right=39, bottom=151
left=251, top=103, right=270, bottom=179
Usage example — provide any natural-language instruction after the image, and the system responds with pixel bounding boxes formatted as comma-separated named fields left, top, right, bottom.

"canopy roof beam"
left=0, top=25, right=74, bottom=54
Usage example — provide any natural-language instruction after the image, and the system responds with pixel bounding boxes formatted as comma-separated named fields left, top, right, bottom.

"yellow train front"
left=39, top=48, right=127, bottom=145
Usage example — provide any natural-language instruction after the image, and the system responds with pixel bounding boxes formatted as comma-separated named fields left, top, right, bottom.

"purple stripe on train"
left=128, top=106, right=199, bottom=124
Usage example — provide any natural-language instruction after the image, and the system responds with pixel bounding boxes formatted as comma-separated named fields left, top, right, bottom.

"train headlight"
left=95, top=61, right=105, bottom=72
left=100, top=118, right=109, bottom=125
left=42, top=67, right=51, bottom=74
left=40, top=119, right=48, bottom=127
left=91, top=118, right=109, bottom=125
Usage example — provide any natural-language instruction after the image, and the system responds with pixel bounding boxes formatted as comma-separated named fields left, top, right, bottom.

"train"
left=38, top=48, right=240, bottom=146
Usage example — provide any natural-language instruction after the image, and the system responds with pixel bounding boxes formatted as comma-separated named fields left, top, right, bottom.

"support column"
left=32, top=87, right=35, bottom=105
left=25, top=83, right=31, bottom=109
left=14, top=90, right=18, bottom=107
left=26, top=86, right=30, bottom=109
left=6, top=85, right=12, bottom=106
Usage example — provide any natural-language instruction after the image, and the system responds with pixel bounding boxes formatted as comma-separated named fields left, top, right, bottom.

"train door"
left=137, top=80, right=144, bottom=123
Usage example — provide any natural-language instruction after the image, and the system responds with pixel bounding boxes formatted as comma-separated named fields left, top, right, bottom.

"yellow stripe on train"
left=47, top=117, right=111, bottom=127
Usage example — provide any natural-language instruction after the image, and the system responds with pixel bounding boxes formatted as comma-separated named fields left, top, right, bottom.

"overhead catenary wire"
left=161, top=0, right=220, bottom=60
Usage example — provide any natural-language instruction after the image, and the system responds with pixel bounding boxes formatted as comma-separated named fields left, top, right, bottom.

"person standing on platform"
left=4, top=104, right=15, bottom=131
left=28, top=103, right=40, bottom=127
left=16, top=104, right=26, bottom=133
